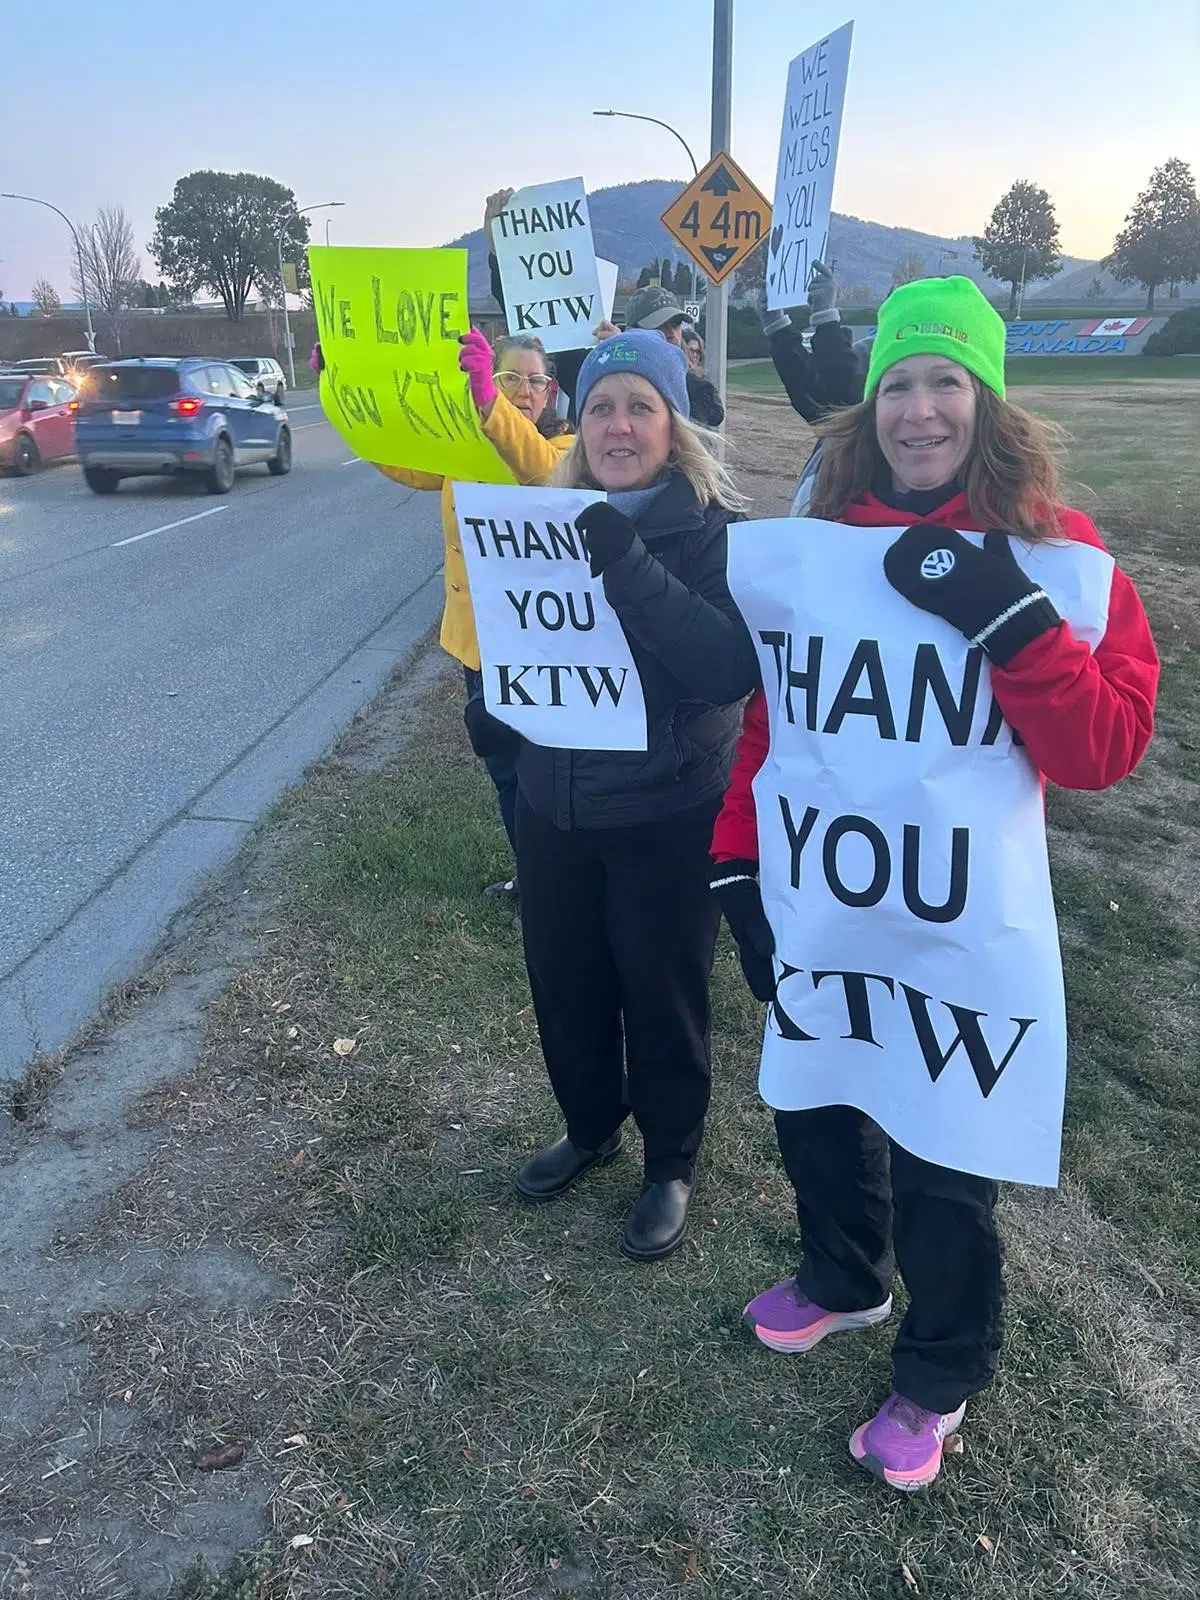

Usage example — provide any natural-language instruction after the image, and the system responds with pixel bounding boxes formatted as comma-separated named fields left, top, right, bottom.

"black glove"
left=883, top=526, right=1060, bottom=667
left=464, top=695, right=519, bottom=759
left=711, top=859, right=777, bottom=1002
left=575, top=501, right=636, bottom=578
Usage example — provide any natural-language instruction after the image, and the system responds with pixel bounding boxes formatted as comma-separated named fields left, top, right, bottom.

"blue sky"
left=2, top=0, right=1196, bottom=299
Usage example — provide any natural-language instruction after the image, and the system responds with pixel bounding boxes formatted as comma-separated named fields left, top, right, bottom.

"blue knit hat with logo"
left=575, top=330, right=691, bottom=419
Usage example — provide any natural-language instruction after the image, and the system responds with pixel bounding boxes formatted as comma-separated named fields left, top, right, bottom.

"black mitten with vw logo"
left=883, top=525, right=1061, bottom=667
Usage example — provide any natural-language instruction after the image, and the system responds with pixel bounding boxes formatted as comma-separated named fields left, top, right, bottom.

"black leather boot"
left=621, top=1176, right=695, bottom=1261
left=514, top=1131, right=623, bottom=1201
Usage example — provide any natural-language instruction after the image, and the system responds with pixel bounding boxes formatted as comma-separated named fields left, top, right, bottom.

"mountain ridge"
left=446, top=178, right=1164, bottom=305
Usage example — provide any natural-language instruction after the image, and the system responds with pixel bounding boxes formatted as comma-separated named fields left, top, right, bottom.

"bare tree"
left=72, top=206, right=141, bottom=352
left=890, top=250, right=927, bottom=289
left=31, top=278, right=61, bottom=315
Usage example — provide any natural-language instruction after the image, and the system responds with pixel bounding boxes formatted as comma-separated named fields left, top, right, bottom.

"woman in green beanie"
left=711, top=275, right=1159, bottom=1491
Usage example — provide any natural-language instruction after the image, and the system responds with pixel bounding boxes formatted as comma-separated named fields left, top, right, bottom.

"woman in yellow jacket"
left=376, top=329, right=572, bottom=891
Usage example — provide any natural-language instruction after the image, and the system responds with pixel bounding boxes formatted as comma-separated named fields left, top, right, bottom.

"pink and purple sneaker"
left=849, top=1392, right=966, bottom=1491
left=742, top=1277, right=893, bottom=1353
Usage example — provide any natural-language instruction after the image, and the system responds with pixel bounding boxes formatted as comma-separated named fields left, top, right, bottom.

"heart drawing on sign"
left=768, top=271, right=776, bottom=289
left=770, top=224, right=784, bottom=258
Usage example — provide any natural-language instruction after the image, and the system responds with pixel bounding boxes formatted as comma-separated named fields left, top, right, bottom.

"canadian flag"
left=1078, top=316, right=1151, bottom=338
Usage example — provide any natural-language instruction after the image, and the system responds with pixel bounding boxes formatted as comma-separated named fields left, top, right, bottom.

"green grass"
left=174, top=632, right=1199, bottom=1599
left=728, top=354, right=1200, bottom=391
left=159, top=394, right=1200, bottom=1599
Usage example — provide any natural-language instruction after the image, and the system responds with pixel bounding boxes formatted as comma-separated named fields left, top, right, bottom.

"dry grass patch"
left=149, top=660, right=1196, bottom=1599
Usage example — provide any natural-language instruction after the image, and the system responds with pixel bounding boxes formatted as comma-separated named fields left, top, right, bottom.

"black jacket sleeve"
left=598, top=509, right=759, bottom=705
left=769, top=320, right=866, bottom=422
left=686, top=373, right=725, bottom=428
left=552, top=348, right=585, bottom=422
left=810, top=320, right=868, bottom=410
left=488, top=251, right=506, bottom=317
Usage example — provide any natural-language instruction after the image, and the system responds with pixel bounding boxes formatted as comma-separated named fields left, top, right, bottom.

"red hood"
left=839, top=491, right=1103, bottom=551
left=840, top=490, right=980, bottom=531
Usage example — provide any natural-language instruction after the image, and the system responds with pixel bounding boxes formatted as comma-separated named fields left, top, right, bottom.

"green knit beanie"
left=866, top=276, right=1007, bottom=399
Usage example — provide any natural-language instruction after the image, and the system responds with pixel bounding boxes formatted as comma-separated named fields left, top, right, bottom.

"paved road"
left=0, top=397, right=444, bottom=1077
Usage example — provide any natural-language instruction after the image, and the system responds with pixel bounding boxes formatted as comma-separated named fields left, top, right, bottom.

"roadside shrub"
left=1144, top=307, right=1200, bottom=356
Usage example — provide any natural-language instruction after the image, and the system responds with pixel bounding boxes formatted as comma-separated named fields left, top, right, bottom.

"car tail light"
left=170, top=396, right=204, bottom=417
left=68, top=400, right=79, bottom=413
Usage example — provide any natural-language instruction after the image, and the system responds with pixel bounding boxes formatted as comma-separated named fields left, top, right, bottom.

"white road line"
left=291, top=421, right=327, bottom=431
left=286, top=403, right=321, bottom=412
left=110, top=505, right=230, bottom=548
left=340, top=457, right=365, bottom=466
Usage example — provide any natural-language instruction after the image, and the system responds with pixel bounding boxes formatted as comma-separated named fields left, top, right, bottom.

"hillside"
left=445, top=178, right=1108, bottom=304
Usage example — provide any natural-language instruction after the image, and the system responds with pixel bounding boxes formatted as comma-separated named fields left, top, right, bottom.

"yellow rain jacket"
left=376, top=394, right=573, bottom=671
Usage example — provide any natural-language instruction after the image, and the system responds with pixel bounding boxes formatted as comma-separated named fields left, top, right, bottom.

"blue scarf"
left=607, top=475, right=671, bottom=522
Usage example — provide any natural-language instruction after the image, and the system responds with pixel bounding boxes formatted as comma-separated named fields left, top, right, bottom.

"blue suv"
left=75, top=357, right=292, bottom=494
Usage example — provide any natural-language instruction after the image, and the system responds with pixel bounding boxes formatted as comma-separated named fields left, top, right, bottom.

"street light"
left=1, top=191, right=96, bottom=351
left=592, top=110, right=700, bottom=179
left=278, top=201, right=344, bottom=387
left=593, top=109, right=702, bottom=323
left=1015, top=243, right=1039, bottom=319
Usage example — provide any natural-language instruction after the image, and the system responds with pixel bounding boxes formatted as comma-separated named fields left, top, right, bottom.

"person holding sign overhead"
left=755, top=260, right=868, bottom=427
left=374, top=327, right=573, bottom=885
left=505, top=330, right=758, bottom=1262
left=711, top=276, right=1158, bottom=1490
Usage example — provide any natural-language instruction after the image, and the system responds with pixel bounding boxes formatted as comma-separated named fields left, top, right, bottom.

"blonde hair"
left=810, top=379, right=1069, bottom=541
left=492, top=333, right=572, bottom=440
left=552, top=372, right=746, bottom=510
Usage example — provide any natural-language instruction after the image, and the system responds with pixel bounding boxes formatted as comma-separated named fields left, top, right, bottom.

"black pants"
left=463, top=667, right=518, bottom=852
left=774, top=1105, right=1005, bottom=1413
left=516, top=795, right=721, bottom=1183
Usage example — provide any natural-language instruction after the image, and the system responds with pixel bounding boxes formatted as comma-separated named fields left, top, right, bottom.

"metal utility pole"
left=1015, top=243, right=1037, bottom=318
left=707, top=0, right=734, bottom=419
left=279, top=200, right=343, bottom=388
left=2, top=191, right=96, bottom=351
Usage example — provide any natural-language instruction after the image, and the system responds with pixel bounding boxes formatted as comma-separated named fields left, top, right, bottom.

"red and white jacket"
left=711, top=490, right=1159, bottom=864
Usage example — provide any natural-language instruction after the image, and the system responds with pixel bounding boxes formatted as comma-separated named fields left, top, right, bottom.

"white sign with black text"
left=766, top=21, right=854, bottom=311
left=493, top=179, right=605, bottom=354
left=597, top=257, right=619, bottom=323
left=726, top=518, right=1115, bottom=1186
left=454, top=483, right=649, bottom=752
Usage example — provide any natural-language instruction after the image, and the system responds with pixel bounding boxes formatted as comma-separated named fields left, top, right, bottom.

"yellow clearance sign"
left=309, top=246, right=514, bottom=483
left=661, top=152, right=771, bottom=285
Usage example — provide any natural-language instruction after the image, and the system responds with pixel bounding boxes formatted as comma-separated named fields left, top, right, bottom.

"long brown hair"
left=810, top=379, right=1069, bottom=541
left=493, top=334, right=573, bottom=439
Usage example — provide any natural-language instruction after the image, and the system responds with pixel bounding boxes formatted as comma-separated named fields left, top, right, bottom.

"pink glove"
left=459, top=328, right=497, bottom=410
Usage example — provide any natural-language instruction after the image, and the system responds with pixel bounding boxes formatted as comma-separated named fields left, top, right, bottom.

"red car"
left=0, top=373, right=78, bottom=474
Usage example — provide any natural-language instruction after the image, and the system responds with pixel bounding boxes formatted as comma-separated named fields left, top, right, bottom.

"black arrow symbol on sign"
left=701, top=243, right=738, bottom=274
left=701, top=163, right=741, bottom=197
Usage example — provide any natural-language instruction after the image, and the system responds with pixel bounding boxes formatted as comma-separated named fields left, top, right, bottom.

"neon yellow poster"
left=309, top=246, right=514, bottom=483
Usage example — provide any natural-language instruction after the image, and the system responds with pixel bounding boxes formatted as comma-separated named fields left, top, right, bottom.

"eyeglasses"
left=495, top=370, right=553, bottom=395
